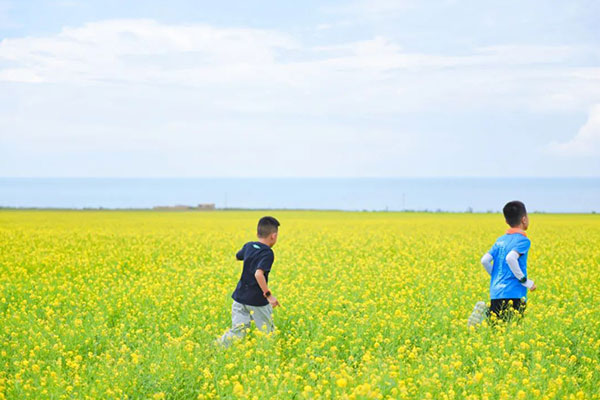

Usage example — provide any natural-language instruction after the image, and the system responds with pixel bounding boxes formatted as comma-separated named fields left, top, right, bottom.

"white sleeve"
left=505, top=250, right=534, bottom=288
left=480, top=253, right=493, bottom=276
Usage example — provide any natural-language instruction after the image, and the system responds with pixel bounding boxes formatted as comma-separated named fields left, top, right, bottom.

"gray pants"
left=219, top=300, right=274, bottom=345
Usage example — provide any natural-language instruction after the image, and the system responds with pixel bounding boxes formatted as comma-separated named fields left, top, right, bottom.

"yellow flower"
left=233, top=382, right=244, bottom=396
left=336, top=378, right=347, bottom=388
left=2, top=210, right=598, bottom=399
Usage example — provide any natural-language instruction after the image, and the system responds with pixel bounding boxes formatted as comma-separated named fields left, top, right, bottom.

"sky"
left=0, top=0, right=599, bottom=177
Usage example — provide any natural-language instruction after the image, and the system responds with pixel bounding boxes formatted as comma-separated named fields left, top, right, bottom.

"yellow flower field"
left=0, top=210, right=599, bottom=399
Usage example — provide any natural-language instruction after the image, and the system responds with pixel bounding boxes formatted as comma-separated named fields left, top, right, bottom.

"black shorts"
left=488, top=298, right=526, bottom=321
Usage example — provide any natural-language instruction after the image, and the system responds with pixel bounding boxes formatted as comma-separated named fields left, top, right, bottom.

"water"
left=0, top=178, right=598, bottom=213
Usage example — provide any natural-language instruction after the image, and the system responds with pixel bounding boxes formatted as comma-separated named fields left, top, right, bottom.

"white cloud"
left=0, top=19, right=597, bottom=116
left=0, top=68, right=43, bottom=83
left=0, top=19, right=296, bottom=85
left=1, top=19, right=599, bottom=177
left=546, top=104, right=600, bottom=156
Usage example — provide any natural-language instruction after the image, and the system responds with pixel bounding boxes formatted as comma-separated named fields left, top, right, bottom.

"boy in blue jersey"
left=219, top=216, right=280, bottom=345
left=479, top=201, right=537, bottom=321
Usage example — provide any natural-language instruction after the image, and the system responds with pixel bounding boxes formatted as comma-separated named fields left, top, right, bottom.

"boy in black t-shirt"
left=219, top=216, right=280, bottom=345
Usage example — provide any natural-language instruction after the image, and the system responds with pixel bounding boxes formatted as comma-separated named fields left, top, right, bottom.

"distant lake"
left=0, top=178, right=598, bottom=213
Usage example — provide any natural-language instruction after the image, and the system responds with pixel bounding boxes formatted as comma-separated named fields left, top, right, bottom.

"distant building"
left=153, top=203, right=215, bottom=211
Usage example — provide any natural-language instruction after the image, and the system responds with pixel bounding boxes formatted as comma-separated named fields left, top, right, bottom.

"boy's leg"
left=513, top=298, right=526, bottom=315
left=489, top=299, right=503, bottom=318
left=219, top=301, right=252, bottom=345
left=248, top=304, right=274, bottom=334
left=489, top=298, right=524, bottom=321
left=467, top=301, right=488, bottom=327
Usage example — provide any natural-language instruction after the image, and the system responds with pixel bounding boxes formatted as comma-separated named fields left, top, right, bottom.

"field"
left=0, top=211, right=599, bottom=399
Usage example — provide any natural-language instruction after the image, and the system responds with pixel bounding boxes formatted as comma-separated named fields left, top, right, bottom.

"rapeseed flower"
left=0, top=211, right=598, bottom=399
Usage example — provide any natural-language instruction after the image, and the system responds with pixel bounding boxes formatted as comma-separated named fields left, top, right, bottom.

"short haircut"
left=257, top=216, right=280, bottom=238
left=503, top=201, right=527, bottom=227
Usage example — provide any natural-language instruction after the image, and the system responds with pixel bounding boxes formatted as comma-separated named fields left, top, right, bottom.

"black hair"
left=257, top=216, right=280, bottom=238
left=503, top=201, right=527, bottom=227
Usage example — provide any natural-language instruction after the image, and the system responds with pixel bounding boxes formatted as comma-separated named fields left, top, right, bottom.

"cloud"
left=0, top=19, right=296, bottom=84
left=1, top=18, right=599, bottom=177
left=0, top=20, right=595, bottom=111
left=0, top=19, right=597, bottom=125
left=546, top=104, right=600, bottom=156
left=0, top=22, right=571, bottom=79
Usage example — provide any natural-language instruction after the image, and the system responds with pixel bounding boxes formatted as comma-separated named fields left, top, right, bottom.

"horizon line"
left=2, top=176, right=600, bottom=180
left=0, top=206, right=597, bottom=215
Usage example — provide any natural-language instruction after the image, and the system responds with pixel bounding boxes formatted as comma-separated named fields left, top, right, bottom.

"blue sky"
left=1, top=0, right=599, bottom=177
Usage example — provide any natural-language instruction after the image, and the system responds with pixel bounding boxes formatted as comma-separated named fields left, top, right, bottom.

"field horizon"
left=3, top=177, right=599, bottom=213
left=1, top=208, right=598, bottom=216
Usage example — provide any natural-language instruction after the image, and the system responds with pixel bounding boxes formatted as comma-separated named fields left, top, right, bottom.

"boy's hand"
left=267, top=295, right=280, bottom=308
left=523, top=279, right=536, bottom=290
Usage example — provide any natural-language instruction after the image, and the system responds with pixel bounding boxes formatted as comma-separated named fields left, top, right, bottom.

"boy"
left=471, top=201, right=537, bottom=324
left=219, top=216, right=280, bottom=345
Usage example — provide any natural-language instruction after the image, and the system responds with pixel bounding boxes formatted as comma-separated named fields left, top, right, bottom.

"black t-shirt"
left=231, top=241, right=274, bottom=306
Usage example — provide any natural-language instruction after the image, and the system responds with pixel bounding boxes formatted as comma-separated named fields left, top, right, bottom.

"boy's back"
left=488, top=230, right=530, bottom=300
left=232, top=241, right=274, bottom=307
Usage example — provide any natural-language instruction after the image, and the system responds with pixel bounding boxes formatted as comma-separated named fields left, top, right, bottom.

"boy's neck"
left=507, top=226, right=527, bottom=236
left=258, top=238, right=272, bottom=247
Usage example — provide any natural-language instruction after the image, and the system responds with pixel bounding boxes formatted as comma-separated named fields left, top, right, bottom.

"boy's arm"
left=480, top=253, right=493, bottom=276
left=254, top=269, right=270, bottom=295
left=254, top=251, right=279, bottom=307
left=505, top=250, right=535, bottom=289
left=236, top=246, right=245, bottom=261
left=255, top=269, right=280, bottom=307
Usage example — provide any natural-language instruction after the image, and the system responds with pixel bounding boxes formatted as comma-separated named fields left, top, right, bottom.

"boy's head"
left=257, top=216, right=280, bottom=247
left=503, top=201, right=529, bottom=230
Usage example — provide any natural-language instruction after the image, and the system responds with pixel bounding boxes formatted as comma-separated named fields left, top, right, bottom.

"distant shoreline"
left=0, top=207, right=597, bottom=215
left=3, top=177, right=599, bottom=213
